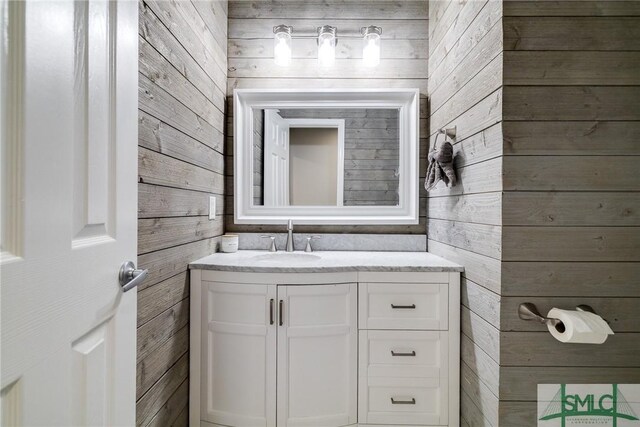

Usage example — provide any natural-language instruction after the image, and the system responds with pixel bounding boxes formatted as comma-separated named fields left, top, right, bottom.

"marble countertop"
left=189, top=250, right=464, bottom=273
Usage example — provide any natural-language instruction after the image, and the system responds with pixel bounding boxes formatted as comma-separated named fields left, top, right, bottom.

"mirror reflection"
left=252, top=108, right=400, bottom=207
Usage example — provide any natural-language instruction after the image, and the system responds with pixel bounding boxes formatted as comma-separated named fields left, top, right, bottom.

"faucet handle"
left=287, top=219, right=293, bottom=230
left=261, top=235, right=277, bottom=252
left=304, top=235, right=322, bottom=253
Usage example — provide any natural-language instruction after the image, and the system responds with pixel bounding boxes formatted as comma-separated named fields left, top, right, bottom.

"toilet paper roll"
left=546, top=308, right=614, bottom=344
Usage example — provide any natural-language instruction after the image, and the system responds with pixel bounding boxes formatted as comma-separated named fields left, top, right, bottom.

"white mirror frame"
left=233, top=88, right=420, bottom=225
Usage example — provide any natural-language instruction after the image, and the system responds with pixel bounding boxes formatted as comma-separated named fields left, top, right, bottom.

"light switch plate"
left=209, top=196, right=216, bottom=220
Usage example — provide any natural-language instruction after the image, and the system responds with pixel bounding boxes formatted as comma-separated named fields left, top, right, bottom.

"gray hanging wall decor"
left=424, top=127, right=457, bottom=191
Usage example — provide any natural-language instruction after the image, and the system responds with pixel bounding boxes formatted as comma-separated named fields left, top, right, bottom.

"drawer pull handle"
left=391, top=397, right=416, bottom=405
left=391, top=304, right=416, bottom=309
left=279, top=300, right=284, bottom=326
left=391, top=350, right=416, bottom=357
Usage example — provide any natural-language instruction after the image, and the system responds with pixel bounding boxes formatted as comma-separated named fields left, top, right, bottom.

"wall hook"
left=439, top=126, right=456, bottom=141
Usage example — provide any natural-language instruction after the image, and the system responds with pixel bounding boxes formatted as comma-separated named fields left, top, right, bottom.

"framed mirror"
left=233, top=89, right=420, bottom=224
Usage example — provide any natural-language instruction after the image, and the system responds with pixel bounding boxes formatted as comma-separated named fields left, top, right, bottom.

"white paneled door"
left=263, top=109, right=290, bottom=207
left=0, top=1, right=138, bottom=425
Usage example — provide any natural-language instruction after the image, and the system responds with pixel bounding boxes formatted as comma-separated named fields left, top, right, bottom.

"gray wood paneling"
left=138, top=216, right=224, bottom=255
left=428, top=218, right=501, bottom=260
left=429, top=88, right=502, bottom=143
left=228, top=1, right=429, bottom=19
left=503, top=121, right=640, bottom=156
left=461, top=389, right=495, bottom=427
left=462, top=278, right=501, bottom=330
left=428, top=0, right=502, bottom=93
left=503, top=192, right=640, bottom=226
left=504, top=51, right=640, bottom=85
left=497, top=3, right=640, bottom=425
left=226, top=0, right=428, bottom=234
left=140, top=1, right=225, bottom=113
left=462, top=305, right=501, bottom=364
left=503, top=226, right=640, bottom=262
left=501, top=332, right=640, bottom=367
left=139, top=184, right=223, bottom=219
left=504, top=86, right=640, bottom=121
left=136, top=353, right=189, bottom=427
left=429, top=0, right=487, bottom=58
left=427, top=157, right=502, bottom=197
left=137, top=326, right=189, bottom=400
left=503, top=17, right=640, bottom=50
left=500, top=366, right=640, bottom=401
left=427, top=240, right=502, bottom=294
left=461, top=334, right=500, bottom=397
left=228, top=18, right=428, bottom=39
left=503, top=1, right=640, bottom=16
left=427, top=2, right=501, bottom=425
left=145, top=378, right=189, bottom=427
left=137, top=1, right=227, bottom=425
left=430, top=53, right=503, bottom=131
left=428, top=193, right=502, bottom=226
left=501, top=297, right=640, bottom=333
left=229, top=38, right=429, bottom=59
left=429, top=2, right=640, bottom=425
left=461, top=362, right=499, bottom=427
left=145, top=0, right=226, bottom=87
left=139, top=111, right=224, bottom=171
left=228, top=77, right=429, bottom=93
left=139, top=147, right=224, bottom=193
left=501, top=261, right=640, bottom=297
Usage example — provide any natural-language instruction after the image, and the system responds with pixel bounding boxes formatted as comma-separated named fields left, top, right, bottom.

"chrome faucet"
left=286, top=220, right=294, bottom=252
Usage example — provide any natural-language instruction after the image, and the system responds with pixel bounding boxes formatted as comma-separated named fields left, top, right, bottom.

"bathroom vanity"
left=189, top=251, right=463, bottom=427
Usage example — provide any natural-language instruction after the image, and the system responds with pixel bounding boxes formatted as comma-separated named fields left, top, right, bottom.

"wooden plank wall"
left=226, top=0, right=429, bottom=234
left=136, top=1, right=227, bottom=425
left=427, top=1, right=504, bottom=425
left=278, top=108, right=400, bottom=206
left=499, top=1, right=640, bottom=424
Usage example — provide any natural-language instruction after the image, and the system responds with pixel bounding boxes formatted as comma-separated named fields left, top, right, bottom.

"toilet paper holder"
left=518, top=302, right=597, bottom=328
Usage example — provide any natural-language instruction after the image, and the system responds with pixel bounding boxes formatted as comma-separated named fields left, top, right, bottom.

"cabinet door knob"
left=391, top=350, right=416, bottom=357
left=391, top=303, right=416, bottom=309
left=391, top=397, right=416, bottom=405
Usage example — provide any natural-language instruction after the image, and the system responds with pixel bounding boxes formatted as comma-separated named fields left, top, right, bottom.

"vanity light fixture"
left=317, top=25, right=337, bottom=67
left=273, top=25, right=293, bottom=66
left=273, top=24, right=382, bottom=68
left=361, top=26, right=382, bottom=67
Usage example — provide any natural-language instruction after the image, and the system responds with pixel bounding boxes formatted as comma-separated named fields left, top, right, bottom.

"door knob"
left=119, top=261, right=148, bottom=292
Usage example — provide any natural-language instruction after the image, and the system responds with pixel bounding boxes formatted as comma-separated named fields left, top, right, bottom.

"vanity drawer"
left=359, top=330, right=448, bottom=378
left=359, top=283, right=448, bottom=330
left=358, top=376, right=448, bottom=425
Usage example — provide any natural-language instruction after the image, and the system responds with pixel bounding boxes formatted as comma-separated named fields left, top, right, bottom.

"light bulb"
left=361, top=26, right=382, bottom=67
left=273, top=25, right=292, bottom=66
left=317, top=26, right=336, bottom=67
left=363, top=39, right=380, bottom=67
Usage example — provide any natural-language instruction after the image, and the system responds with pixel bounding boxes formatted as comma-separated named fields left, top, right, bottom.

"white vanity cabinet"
left=190, top=270, right=358, bottom=427
left=358, top=274, right=452, bottom=426
left=189, top=253, right=461, bottom=427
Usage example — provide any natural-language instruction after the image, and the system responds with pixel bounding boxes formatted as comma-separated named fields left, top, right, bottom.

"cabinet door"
left=277, top=284, right=358, bottom=427
left=201, top=282, right=277, bottom=427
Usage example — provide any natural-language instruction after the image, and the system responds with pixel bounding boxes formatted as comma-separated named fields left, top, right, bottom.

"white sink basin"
left=249, top=252, right=322, bottom=263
